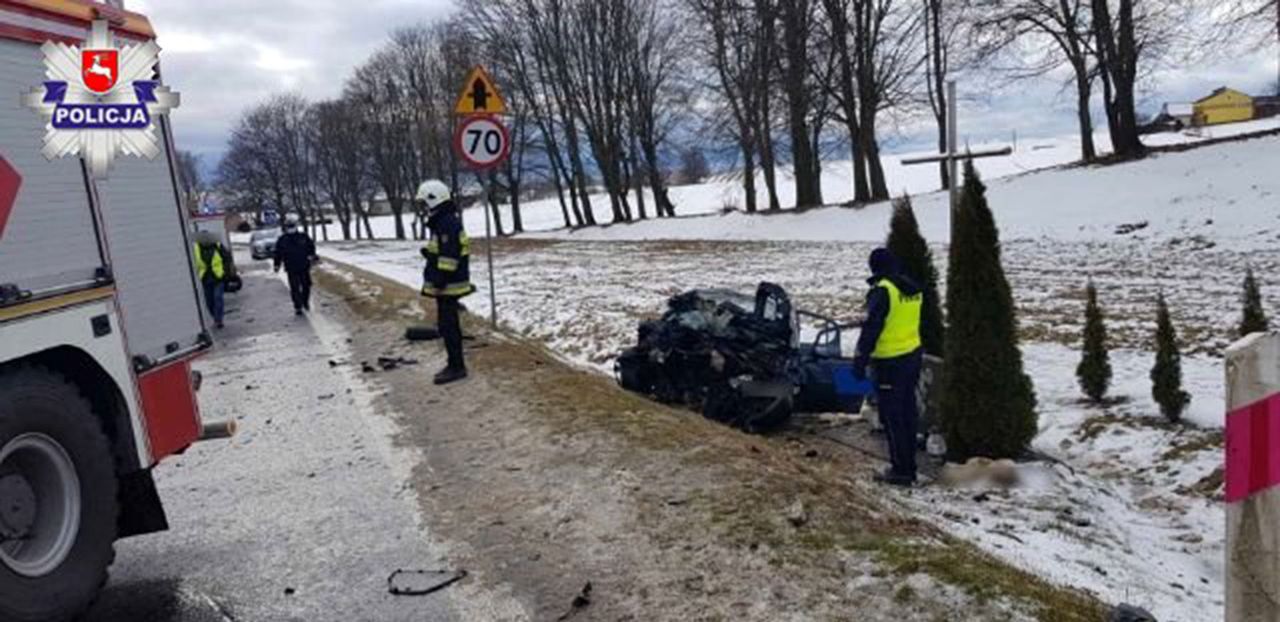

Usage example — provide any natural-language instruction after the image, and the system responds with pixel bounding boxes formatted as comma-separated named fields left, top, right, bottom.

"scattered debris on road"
left=386, top=569, right=468, bottom=596
left=377, top=356, right=419, bottom=371
left=555, top=582, right=593, bottom=620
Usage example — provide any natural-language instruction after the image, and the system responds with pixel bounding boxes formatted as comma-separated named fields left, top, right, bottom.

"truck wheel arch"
left=3, top=346, right=139, bottom=473
left=0, top=347, right=169, bottom=538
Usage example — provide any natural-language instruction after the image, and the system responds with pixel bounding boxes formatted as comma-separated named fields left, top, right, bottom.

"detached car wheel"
left=0, top=367, right=118, bottom=622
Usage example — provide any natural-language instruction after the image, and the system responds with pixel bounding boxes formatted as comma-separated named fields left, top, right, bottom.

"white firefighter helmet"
left=414, top=179, right=451, bottom=210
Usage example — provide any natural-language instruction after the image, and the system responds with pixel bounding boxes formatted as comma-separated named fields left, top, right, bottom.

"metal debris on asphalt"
left=377, top=356, right=419, bottom=371
left=555, top=582, right=593, bottom=620
left=386, top=569, right=468, bottom=596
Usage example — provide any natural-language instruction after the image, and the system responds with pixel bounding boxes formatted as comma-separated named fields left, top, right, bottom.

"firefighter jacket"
left=421, top=202, right=475, bottom=298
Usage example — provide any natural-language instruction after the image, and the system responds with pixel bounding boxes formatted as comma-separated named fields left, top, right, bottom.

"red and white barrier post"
left=1226, top=332, right=1280, bottom=620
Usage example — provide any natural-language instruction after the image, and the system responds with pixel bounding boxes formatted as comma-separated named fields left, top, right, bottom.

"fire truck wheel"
left=0, top=367, right=118, bottom=622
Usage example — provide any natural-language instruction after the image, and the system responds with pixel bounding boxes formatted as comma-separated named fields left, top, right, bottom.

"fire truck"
left=0, top=1, right=229, bottom=619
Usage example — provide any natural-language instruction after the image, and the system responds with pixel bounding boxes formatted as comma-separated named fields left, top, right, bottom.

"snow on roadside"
left=302, top=136, right=1276, bottom=616
left=900, top=343, right=1224, bottom=622
left=317, top=235, right=1231, bottom=621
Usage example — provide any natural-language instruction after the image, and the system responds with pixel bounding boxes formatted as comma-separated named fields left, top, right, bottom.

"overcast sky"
left=130, top=0, right=1278, bottom=166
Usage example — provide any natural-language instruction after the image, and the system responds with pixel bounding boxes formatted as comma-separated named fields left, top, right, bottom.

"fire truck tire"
left=0, top=366, right=119, bottom=622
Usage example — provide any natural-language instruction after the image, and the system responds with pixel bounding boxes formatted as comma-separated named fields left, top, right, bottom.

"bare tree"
left=678, top=146, right=711, bottom=184
left=175, top=150, right=206, bottom=213
left=622, top=0, right=683, bottom=218
left=1089, top=0, right=1189, bottom=159
left=464, top=0, right=578, bottom=228
left=215, top=98, right=303, bottom=225
left=923, top=0, right=976, bottom=185
left=687, top=0, right=779, bottom=212
left=347, top=48, right=418, bottom=240
left=778, top=0, right=823, bottom=207
left=819, top=0, right=871, bottom=201
left=310, top=99, right=373, bottom=240
left=974, top=0, right=1099, bottom=162
left=1215, top=1, right=1279, bottom=89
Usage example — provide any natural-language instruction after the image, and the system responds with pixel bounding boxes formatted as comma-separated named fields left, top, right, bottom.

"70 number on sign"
left=454, top=115, right=510, bottom=171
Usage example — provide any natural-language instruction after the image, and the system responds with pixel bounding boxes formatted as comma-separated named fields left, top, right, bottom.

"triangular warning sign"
left=454, top=65, right=507, bottom=115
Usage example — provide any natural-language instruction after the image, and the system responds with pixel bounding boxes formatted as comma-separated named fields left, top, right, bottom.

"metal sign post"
left=452, top=66, right=510, bottom=329
left=482, top=179, right=497, bottom=327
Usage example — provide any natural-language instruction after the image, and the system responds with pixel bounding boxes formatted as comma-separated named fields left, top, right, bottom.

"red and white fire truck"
left=0, top=2, right=228, bottom=619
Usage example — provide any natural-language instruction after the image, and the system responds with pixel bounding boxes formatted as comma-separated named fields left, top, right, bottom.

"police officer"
left=416, top=180, right=475, bottom=385
left=273, top=216, right=318, bottom=316
left=193, top=229, right=232, bottom=330
left=853, top=248, right=924, bottom=487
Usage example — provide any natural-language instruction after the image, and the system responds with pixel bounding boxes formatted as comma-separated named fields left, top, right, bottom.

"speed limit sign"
left=454, top=115, right=510, bottom=170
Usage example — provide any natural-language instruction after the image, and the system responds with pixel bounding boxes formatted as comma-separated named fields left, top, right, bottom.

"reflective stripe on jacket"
left=194, top=243, right=225, bottom=281
left=871, top=278, right=922, bottom=359
left=421, top=204, right=474, bottom=298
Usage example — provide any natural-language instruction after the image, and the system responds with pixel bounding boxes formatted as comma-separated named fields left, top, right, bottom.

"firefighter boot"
left=433, top=366, right=467, bottom=385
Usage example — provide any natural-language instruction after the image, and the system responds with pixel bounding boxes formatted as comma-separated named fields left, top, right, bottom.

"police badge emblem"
left=24, top=20, right=180, bottom=179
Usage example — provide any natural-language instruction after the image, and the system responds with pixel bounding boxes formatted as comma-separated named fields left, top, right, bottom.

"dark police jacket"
left=421, top=202, right=474, bottom=298
left=273, top=231, right=316, bottom=274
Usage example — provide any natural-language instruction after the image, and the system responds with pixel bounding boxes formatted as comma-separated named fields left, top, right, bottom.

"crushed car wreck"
left=615, top=282, right=934, bottom=433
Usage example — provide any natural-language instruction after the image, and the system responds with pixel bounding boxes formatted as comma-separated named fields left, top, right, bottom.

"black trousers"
left=436, top=296, right=465, bottom=370
left=287, top=269, right=311, bottom=311
left=872, top=349, right=923, bottom=480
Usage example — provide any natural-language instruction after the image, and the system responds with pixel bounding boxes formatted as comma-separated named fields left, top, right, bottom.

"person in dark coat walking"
left=415, top=179, right=475, bottom=385
left=853, top=248, right=925, bottom=487
left=273, top=218, right=318, bottom=315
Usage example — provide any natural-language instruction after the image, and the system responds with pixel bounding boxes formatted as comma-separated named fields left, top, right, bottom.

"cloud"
left=131, top=0, right=455, bottom=160
left=132, top=0, right=1277, bottom=169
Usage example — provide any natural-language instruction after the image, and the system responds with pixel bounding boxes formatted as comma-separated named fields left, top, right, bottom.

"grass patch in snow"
left=1160, top=429, right=1224, bottom=462
left=860, top=536, right=1107, bottom=622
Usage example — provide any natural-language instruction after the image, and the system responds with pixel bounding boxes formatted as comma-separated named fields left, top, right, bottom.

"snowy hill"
left=533, top=129, right=1280, bottom=246
left=305, top=117, right=1280, bottom=243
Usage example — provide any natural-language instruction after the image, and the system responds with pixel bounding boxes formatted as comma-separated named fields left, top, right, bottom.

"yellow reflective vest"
left=193, top=243, right=225, bottom=281
left=871, top=278, right=922, bottom=359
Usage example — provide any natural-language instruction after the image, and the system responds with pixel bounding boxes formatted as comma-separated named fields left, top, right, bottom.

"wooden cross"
left=900, top=81, right=1013, bottom=237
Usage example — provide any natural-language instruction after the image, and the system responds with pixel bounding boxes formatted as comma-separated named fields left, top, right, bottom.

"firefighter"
left=193, top=229, right=232, bottom=329
left=273, top=216, right=318, bottom=316
left=415, top=179, right=474, bottom=385
left=853, top=248, right=924, bottom=487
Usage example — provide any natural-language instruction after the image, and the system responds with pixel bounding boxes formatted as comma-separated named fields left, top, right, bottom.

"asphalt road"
left=84, top=256, right=458, bottom=622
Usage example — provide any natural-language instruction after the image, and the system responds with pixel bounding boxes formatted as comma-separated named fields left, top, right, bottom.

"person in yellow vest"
left=193, top=229, right=233, bottom=330
left=853, top=248, right=924, bottom=487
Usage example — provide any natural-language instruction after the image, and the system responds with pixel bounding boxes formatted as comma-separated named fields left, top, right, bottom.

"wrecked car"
left=616, top=282, right=938, bottom=432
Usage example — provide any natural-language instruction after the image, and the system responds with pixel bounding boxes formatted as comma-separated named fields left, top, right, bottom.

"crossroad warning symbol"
left=453, top=66, right=507, bottom=115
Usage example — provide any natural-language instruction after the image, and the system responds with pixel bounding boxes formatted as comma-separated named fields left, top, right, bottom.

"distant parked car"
left=250, top=229, right=280, bottom=260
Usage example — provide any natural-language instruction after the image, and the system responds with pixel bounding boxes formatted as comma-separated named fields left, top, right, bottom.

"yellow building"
left=1193, top=87, right=1254, bottom=126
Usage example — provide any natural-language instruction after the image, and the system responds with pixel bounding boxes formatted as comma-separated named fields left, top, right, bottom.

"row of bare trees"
left=214, top=0, right=1278, bottom=236
left=216, top=23, right=482, bottom=241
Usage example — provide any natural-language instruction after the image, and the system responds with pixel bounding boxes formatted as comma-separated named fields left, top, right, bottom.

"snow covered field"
left=305, top=130, right=1279, bottom=620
